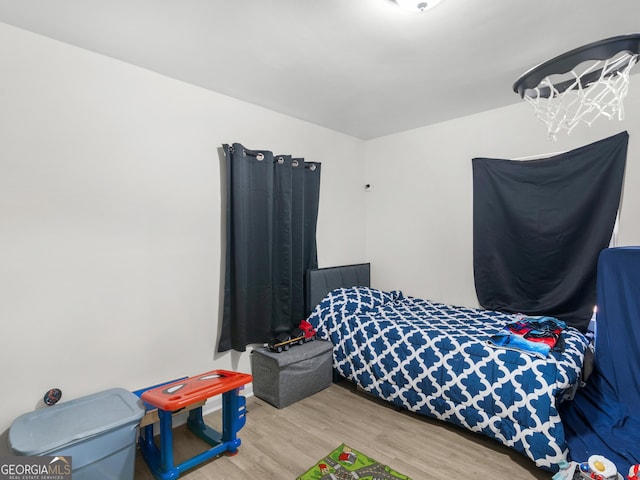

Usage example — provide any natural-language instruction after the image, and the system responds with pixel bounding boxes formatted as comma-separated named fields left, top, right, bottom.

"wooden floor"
left=134, top=380, right=551, bottom=479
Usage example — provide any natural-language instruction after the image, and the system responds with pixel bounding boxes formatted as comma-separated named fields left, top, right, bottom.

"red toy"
left=267, top=320, right=316, bottom=353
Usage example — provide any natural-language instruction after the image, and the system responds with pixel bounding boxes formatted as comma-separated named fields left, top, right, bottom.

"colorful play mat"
left=297, top=443, right=411, bottom=480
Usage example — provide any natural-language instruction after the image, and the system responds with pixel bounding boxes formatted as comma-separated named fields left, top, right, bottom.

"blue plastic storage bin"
left=9, top=387, right=145, bottom=480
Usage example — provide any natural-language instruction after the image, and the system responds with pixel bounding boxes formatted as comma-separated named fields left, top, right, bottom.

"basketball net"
left=522, top=52, right=637, bottom=139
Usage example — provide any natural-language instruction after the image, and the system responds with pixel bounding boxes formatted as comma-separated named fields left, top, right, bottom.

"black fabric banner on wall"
left=472, top=131, right=627, bottom=331
left=218, top=144, right=320, bottom=353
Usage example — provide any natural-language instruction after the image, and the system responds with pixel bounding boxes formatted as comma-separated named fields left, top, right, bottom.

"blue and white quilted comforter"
left=307, top=287, right=589, bottom=470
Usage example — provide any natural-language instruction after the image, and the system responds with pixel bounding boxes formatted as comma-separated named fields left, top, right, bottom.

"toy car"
left=267, top=320, right=317, bottom=352
left=267, top=333, right=292, bottom=353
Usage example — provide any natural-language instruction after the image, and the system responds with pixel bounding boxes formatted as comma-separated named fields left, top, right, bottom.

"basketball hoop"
left=513, top=34, right=640, bottom=139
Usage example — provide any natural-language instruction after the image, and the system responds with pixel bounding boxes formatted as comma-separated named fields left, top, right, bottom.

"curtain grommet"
left=309, top=164, right=316, bottom=171
left=292, top=160, right=299, bottom=167
left=277, top=157, right=284, bottom=165
left=256, top=153, right=264, bottom=161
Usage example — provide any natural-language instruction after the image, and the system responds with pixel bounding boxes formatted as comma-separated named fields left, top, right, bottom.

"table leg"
left=158, top=409, right=174, bottom=474
left=222, top=389, right=246, bottom=453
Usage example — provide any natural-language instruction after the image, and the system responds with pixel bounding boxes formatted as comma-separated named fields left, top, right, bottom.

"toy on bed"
left=305, top=270, right=589, bottom=472
left=267, top=319, right=316, bottom=353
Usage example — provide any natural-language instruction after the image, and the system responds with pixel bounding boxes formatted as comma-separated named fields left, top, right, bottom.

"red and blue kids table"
left=137, top=369, right=252, bottom=480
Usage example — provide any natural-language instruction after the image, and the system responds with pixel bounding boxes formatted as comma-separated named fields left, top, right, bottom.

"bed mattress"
left=308, top=287, right=589, bottom=470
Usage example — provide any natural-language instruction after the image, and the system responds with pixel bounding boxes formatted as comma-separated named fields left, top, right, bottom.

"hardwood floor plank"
left=134, top=380, right=550, bottom=479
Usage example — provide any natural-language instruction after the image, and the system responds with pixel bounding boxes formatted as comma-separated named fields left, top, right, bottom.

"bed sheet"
left=307, top=287, right=589, bottom=470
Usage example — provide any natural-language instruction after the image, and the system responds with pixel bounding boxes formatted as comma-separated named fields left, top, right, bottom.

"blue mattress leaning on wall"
left=560, top=247, right=640, bottom=474
left=308, top=287, right=589, bottom=471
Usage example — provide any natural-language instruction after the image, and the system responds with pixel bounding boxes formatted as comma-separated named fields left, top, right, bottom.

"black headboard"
left=305, top=263, right=371, bottom=316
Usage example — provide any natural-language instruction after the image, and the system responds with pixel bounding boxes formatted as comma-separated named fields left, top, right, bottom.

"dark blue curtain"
left=218, top=144, right=320, bottom=353
left=560, top=247, right=640, bottom=473
left=472, top=132, right=627, bottom=331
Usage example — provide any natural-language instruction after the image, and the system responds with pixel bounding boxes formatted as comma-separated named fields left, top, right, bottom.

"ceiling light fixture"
left=394, top=0, right=443, bottom=13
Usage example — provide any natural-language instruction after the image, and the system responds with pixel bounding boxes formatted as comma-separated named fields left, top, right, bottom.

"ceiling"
left=0, top=0, right=639, bottom=139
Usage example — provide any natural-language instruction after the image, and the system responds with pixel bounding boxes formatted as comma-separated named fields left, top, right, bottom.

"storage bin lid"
left=9, top=387, right=145, bottom=456
left=253, top=339, right=333, bottom=367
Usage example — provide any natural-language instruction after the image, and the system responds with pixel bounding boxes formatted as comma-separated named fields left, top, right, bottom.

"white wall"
left=364, top=75, right=640, bottom=308
left=3, top=18, right=640, bottom=440
left=0, top=22, right=367, bottom=434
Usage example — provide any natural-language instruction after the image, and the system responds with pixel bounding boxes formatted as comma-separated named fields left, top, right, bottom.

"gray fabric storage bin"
left=251, top=340, right=333, bottom=408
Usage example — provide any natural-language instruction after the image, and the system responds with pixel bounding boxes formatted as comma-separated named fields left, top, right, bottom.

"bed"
left=305, top=263, right=589, bottom=471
